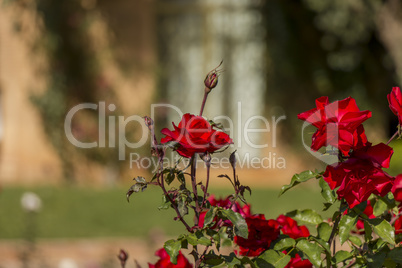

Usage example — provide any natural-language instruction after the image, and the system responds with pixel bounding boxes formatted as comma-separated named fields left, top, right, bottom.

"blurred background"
left=1, top=0, right=402, bottom=267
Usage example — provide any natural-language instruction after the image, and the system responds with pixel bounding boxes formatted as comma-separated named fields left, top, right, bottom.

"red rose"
left=392, top=174, right=402, bottom=202
left=298, top=96, right=371, bottom=156
left=323, top=143, right=394, bottom=208
left=161, top=113, right=232, bottom=158
left=276, top=215, right=310, bottom=239
left=284, top=252, right=312, bottom=268
left=235, top=214, right=280, bottom=257
left=394, top=215, right=402, bottom=235
left=148, top=248, right=192, bottom=268
left=387, top=87, right=402, bottom=125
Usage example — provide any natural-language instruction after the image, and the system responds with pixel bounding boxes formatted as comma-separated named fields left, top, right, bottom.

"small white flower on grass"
left=21, top=192, right=42, bottom=212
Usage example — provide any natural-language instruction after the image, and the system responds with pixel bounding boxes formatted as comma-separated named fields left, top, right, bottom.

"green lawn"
left=0, top=184, right=333, bottom=239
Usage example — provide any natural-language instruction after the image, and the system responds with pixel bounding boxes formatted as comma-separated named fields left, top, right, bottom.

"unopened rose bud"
left=143, top=116, right=153, bottom=128
left=204, top=61, right=223, bottom=93
left=229, top=150, right=237, bottom=169
left=118, top=249, right=129, bottom=267
left=204, top=71, right=218, bottom=91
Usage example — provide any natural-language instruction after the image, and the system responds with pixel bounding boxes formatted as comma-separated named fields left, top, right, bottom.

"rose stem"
left=191, top=156, right=200, bottom=226
left=328, top=200, right=345, bottom=253
left=386, top=129, right=399, bottom=145
left=201, top=159, right=211, bottom=208
left=199, top=91, right=209, bottom=116
left=158, top=155, right=192, bottom=232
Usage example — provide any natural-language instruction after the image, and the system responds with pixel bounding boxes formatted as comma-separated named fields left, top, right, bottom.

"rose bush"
left=124, top=64, right=402, bottom=268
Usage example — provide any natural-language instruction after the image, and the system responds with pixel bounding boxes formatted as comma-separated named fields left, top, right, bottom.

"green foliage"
left=285, top=209, right=323, bottom=225
left=255, top=250, right=291, bottom=268
left=279, top=170, right=320, bottom=196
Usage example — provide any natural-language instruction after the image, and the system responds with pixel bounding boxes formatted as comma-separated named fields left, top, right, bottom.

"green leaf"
left=317, top=222, right=332, bottom=241
left=273, top=237, right=296, bottom=251
left=296, top=239, right=322, bottom=267
left=367, top=252, right=386, bottom=268
left=186, top=231, right=212, bottom=246
left=285, top=209, right=323, bottom=225
left=164, top=239, right=181, bottom=264
left=373, top=198, right=388, bottom=217
left=364, top=221, right=373, bottom=242
left=177, top=197, right=188, bottom=217
left=255, top=250, right=291, bottom=268
left=240, top=256, right=256, bottom=268
left=204, top=253, right=224, bottom=266
left=332, top=250, right=353, bottom=264
left=165, top=171, right=175, bottom=185
left=222, top=253, right=242, bottom=268
left=203, top=207, right=217, bottom=227
left=319, top=177, right=336, bottom=204
left=348, top=235, right=362, bottom=247
left=126, top=177, right=148, bottom=202
left=134, top=176, right=146, bottom=183
left=367, top=218, right=395, bottom=245
left=310, top=236, right=330, bottom=254
left=221, top=209, right=248, bottom=239
left=280, top=170, right=318, bottom=196
left=387, top=247, right=402, bottom=263
left=338, top=213, right=358, bottom=245
left=158, top=194, right=170, bottom=210
left=177, top=172, right=185, bottom=184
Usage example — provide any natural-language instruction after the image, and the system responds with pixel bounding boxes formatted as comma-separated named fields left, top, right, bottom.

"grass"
left=0, top=184, right=334, bottom=240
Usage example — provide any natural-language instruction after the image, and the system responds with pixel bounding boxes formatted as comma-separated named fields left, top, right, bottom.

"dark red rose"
left=284, top=252, right=312, bottom=268
left=388, top=87, right=402, bottom=125
left=235, top=214, right=280, bottom=257
left=298, top=96, right=371, bottom=156
left=161, top=113, right=232, bottom=158
left=392, top=174, right=402, bottom=202
left=148, top=248, right=192, bottom=268
left=323, top=143, right=394, bottom=208
left=276, top=215, right=310, bottom=239
left=394, top=215, right=402, bottom=235
left=198, top=195, right=252, bottom=228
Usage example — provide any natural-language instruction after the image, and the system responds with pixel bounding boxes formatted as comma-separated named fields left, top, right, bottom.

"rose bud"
left=204, top=71, right=219, bottom=91
left=118, top=249, right=128, bottom=267
left=204, top=61, right=223, bottom=92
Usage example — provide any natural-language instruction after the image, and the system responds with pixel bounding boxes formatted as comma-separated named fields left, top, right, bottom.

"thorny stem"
left=328, top=200, right=345, bottom=256
left=201, top=160, right=211, bottom=208
left=386, top=129, right=399, bottom=145
left=191, top=156, right=200, bottom=226
left=158, top=154, right=193, bottom=233
left=199, top=91, right=209, bottom=116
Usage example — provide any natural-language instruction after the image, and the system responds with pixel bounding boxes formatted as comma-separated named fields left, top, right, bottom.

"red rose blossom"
left=235, top=214, right=280, bottom=257
left=392, top=174, right=402, bottom=202
left=298, top=96, right=371, bottom=156
left=161, top=113, right=232, bottom=158
left=387, top=87, right=402, bottom=125
left=284, top=252, right=312, bottom=268
left=148, top=248, right=192, bottom=268
left=323, top=143, right=394, bottom=208
left=394, top=215, right=402, bottom=235
left=276, top=215, right=310, bottom=239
